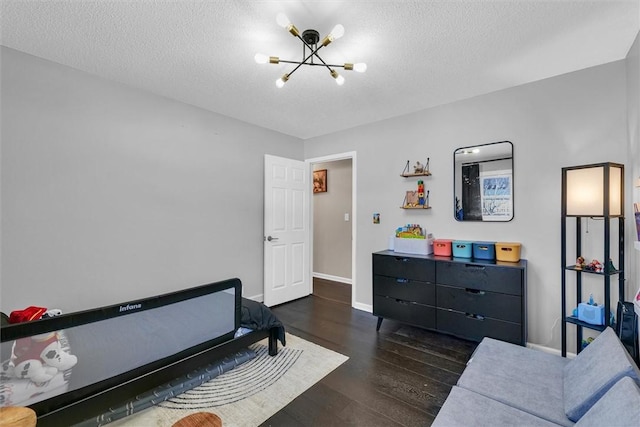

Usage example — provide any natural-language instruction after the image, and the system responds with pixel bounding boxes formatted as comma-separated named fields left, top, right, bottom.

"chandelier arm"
left=282, top=43, right=332, bottom=79
left=295, top=35, right=333, bottom=72
left=278, top=60, right=347, bottom=68
left=285, top=61, right=306, bottom=79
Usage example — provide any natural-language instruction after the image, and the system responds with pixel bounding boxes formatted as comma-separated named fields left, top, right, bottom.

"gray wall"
left=305, top=59, right=630, bottom=350
left=628, top=32, right=640, bottom=300
left=0, top=47, right=303, bottom=313
left=313, top=160, right=352, bottom=280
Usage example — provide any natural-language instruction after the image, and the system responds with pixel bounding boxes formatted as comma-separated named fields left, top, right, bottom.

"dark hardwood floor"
left=260, top=287, right=477, bottom=427
left=312, top=277, right=352, bottom=305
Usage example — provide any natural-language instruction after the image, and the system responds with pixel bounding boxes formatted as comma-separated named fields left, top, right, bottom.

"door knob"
left=266, top=236, right=279, bottom=242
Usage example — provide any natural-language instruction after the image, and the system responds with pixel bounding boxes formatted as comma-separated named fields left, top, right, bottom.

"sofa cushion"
left=574, top=377, right=640, bottom=427
left=433, top=386, right=562, bottom=427
left=457, top=337, right=571, bottom=426
left=563, top=327, right=640, bottom=422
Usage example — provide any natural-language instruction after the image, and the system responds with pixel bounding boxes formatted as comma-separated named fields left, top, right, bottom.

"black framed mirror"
left=454, top=141, right=513, bottom=222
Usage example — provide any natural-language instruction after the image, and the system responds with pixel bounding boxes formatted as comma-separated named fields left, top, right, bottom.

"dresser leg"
left=376, top=317, right=383, bottom=331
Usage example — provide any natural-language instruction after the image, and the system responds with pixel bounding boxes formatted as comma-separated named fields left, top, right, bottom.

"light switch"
left=344, top=213, right=350, bottom=221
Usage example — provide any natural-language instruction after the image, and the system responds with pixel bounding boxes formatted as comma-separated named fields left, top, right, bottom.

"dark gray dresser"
left=373, top=250, right=527, bottom=345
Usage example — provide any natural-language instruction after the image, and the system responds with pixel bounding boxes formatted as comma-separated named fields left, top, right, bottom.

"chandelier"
left=255, top=13, right=367, bottom=88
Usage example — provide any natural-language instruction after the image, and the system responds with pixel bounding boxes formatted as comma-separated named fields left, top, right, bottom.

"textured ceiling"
left=1, top=1, right=639, bottom=139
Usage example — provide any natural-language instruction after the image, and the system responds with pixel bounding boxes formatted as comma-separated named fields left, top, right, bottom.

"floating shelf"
left=401, top=172, right=432, bottom=178
left=401, top=205, right=431, bottom=210
left=401, top=159, right=430, bottom=177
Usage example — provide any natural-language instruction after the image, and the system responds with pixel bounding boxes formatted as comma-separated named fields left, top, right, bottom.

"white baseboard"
left=527, top=342, right=576, bottom=359
left=353, top=302, right=372, bottom=313
left=245, top=293, right=263, bottom=303
left=312, top=272, right=352, bottom=285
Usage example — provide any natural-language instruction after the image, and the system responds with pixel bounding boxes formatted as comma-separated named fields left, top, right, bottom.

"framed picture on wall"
left=313, top=169, right=327, bottom=193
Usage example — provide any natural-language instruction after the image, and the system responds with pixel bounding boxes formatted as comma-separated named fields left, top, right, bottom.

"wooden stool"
left=0, top=407, right=37, bottom=427
left=172, top=412, right=222, bottom=427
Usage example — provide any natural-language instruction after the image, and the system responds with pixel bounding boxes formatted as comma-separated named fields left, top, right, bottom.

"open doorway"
left=307, top=152, right=356, bottom=307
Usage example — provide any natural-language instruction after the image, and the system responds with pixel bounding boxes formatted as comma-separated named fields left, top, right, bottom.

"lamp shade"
left=562, top=162, right=624, bottom=217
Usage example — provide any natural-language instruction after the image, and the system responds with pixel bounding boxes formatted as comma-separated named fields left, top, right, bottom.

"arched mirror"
left=454, top=141, right=513, bottom=221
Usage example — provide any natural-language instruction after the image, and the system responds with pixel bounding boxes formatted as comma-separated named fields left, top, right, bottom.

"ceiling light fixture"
left=255, top=12, right=366, bottom=88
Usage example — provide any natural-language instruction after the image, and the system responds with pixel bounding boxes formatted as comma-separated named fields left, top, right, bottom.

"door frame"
left=306, top=151, right=357, bottom=307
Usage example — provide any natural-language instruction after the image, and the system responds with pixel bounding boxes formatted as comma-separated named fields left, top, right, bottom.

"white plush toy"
left=3, top=332, right=77, bottom=383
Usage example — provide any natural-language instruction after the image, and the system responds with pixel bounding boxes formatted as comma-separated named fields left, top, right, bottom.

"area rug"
left=109, top=333, right=348, bottom=427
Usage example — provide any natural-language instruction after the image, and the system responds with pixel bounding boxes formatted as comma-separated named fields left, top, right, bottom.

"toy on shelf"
left=572, top=293, right=615, bottom=326
left=402, top=181, right=430, bottom=209
left=574, top=256, right=617, bottom=274
left=584, top=259, right=604, bottom=273
left=401, top=158, right=431, bottom=177
left=581, top=337, right=595, bottom=349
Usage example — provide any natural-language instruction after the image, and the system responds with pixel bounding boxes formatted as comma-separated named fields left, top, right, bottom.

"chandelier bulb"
left=276, top=73, right=290, bottom=88
left=330, top=24, right=345, bottom=40
left=276, top=13, right=290, bottom=28
left=321, top=24, right=345, bottom=46
left=353, top=62, right=367, bottom=73
left=330, top=69, right=345, bottom=86
left=276, top=12, right=299, bottom=36
left=254, top=53, right=269, bottom=64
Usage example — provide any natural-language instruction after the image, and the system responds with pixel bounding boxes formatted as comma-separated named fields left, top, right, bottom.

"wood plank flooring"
left=312, top=277, right=351, bottom=305
left=260, top=287, right=477, bottom=427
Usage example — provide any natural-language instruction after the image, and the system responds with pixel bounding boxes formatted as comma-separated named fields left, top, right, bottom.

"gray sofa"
left=433, top=327, right=640, bottom=426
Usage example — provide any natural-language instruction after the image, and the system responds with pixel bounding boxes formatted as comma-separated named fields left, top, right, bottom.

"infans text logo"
left=119, top=303, right=142, bottom=313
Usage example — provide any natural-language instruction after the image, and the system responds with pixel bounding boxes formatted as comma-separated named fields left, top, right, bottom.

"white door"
left=263, top=155, right=311, bottom=307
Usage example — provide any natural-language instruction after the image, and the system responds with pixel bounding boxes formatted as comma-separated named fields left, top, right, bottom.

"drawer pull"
left=464, top=264, right=486, bottom=270
left=395, top=257, right=410, bottom=262
left=395, top=299, right=409, bottom=305
left=396, top=278, right=409, bottom=284
left=465, top=288, right=486, bottom=296
left=466, top=313, right=485, bottom=321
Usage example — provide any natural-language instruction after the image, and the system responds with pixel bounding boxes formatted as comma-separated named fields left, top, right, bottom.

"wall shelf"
left=401, top=205, right=432, bottom=210
left=401, top=172, right=432, bottom=178
left=401, top=159, right=430, bottom=177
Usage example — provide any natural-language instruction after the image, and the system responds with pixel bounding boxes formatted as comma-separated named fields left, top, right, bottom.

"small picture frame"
left=313, top=169, right=327, bottom=193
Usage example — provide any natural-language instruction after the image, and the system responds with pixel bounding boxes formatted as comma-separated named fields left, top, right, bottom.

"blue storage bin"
left=473, top=241, right=496, bottom=261
left=452, top=240, right=473, bottom=258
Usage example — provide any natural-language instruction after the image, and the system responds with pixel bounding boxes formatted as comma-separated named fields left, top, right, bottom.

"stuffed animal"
left=3, top=332, right=77, bottom=383
left=413, top=161, right=424, bottom=174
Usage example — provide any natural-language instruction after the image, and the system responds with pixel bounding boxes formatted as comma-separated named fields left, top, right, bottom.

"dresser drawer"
left=436, top=284, right=522, bottom=323
left=374, top=295, right=436, bottom=330
left=436, top=308, right=523, bottom=345
left=373, top=254, right=435, bottom=282
left=436, top=262, right=522, bottom=296
left=374, top=275, right=435, bottom=306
